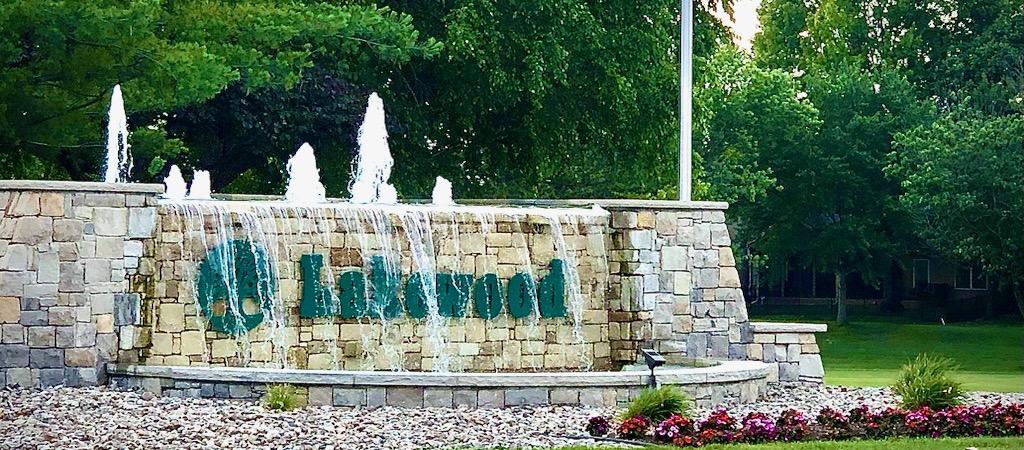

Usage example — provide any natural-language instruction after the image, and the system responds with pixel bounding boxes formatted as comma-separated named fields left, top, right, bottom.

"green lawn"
left=762, top=317, right=1024, bottom=392
left=555, top=436, right=1024, bottom=449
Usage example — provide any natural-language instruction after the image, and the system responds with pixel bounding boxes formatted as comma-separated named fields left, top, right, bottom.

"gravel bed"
left=1, top=384, right=1022, bottom=449
left=693, top=383, right=1024, bottom=421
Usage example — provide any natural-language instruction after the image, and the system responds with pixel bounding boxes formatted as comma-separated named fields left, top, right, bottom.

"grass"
left=756, top=316, right=1024, bottom=392
left=553, top=436, right=1024, bottom=449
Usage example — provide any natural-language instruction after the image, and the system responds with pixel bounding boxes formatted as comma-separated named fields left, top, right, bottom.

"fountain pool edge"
left=106, top=361, right=769, bottom=408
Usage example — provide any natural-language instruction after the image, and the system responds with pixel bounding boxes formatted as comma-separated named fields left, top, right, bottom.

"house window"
left=955, top=265, right=988, bottom=290
left=912, top=259, right=930, bottom=289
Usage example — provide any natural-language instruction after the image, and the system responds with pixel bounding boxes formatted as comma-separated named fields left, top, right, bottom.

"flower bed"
left=588, top=403, right=1024, bottom=447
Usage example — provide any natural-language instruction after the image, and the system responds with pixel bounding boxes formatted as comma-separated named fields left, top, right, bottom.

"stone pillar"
left=606, top=201, right=752, bottom=365
left=0, top=181, right=161, bottom=387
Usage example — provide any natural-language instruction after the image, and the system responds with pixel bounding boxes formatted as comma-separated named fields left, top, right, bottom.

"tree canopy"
left=0, top=0, right=438, bottom=185
left=890, top=114, right=1024, bottom=317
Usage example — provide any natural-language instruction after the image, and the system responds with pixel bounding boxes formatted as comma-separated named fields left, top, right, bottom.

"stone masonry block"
left=93, top=208, right=128, bottom=236
left=12, top=217, right=53, bottom=245
left=0, top=297, right=20, bottom=324
left=0, top=344, right=30, bottom=367
left=386, top=387, right=424, bottom=408
left=477, top=390, right=505, bottom=408
left=504, top=388, right=548, bottom=406
left=661, top=246, right=688, bottom=271
left=30, top=348, right=64, bottom=368
left=114, top=293, right=140, bottom=326
left=423, top=388, right=454, bottom=408
left=333, top=388, right=366, bottom=407
left=799, top=354, right=825, bottom=378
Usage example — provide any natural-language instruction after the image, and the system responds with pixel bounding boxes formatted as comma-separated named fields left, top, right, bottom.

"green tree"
left=0, top=0, right=437, bottom=185
left=752, top=0, right=942, bottom=323
left=692, top=47, right=819, bottom=205
left=890, top=114, right=1024, bottom=318
left=377, top=0, right=731, bottom=199
left=754, top=0, right=1023, bottom=114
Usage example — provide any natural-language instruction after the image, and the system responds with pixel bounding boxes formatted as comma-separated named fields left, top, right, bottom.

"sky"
left=715, top=0, right=762, bottom=51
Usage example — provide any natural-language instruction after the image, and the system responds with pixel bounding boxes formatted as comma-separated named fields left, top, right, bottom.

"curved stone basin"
left=107, top=360, right=769, bottom=408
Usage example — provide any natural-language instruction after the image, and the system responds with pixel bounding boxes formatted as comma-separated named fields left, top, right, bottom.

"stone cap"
left=750, top=322, right=828, bottom=333
left=106, top=360, right=767, bottom=388
left=0, top=180, right=164, bottom=194
left=206, top=195, right=730, bottom=211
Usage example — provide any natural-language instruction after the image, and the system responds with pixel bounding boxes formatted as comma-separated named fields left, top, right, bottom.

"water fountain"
left=431, top=176, right=454, bottom=206
left=1, top=89, right=804, bottom=408
left=187, top=170, right=213, bottom=200
left=284, top=143, right=327, bottom=204
left=103, top=84, right=132, bottom=183
left=163, top=165, right=187, bottom=200
left=349, top=93, right=398, bottom=204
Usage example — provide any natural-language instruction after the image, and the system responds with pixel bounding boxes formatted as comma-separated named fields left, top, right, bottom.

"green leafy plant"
left=262, top=384, right=301, bottom=412
left=620, top=386, right=692, bottom=423
left=893, top=354, right=965, bottom=410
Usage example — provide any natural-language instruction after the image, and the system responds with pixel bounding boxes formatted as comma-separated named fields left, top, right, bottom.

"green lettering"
left=404, top=273, right=428, bottom=319
left=473, top=273, right=503, bottom=319
left=196, top=240, right=275, bottom=335
left=299, top=254, right=335, bottom=317
left=538, top=259, right=567, bottom=318
left=369, top=256, right=401, bottom=320
left=506, top=272, right=537, bottom=318
left=338, top=270, right=367, bottom=319
left=437, top=273, right=472, bottom=317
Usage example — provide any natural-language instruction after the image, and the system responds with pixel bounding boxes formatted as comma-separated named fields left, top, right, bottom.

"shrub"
left=617, top=416, right=651, bottom=440
left=585, top=416, right=610, bottom=437
left=893, top=353, right=965, bottom=410
left=653, top=414, right=695, bottom=443
left=262, top=384, right=301, bottom=411
left=620, top=386, right=692, bottom=423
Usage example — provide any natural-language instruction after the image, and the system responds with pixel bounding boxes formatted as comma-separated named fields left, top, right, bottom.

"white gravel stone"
left=0, top=387, right=613, bottom=449
left=691, top=383, right=1024, bottom=421
left=1, top=384, right=1020, bottom=449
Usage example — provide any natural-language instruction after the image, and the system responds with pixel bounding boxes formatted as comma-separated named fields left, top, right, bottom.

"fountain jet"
left=285, top=143, right=327, bottom=204
left=349, top=93, right=398, bottom=204
left=163, top=165, right=187, bottom=200
left=103, top=85, right=132, bottom=183
left=188, top=170, right=213, bottom=200
left=431, top=176, right=454, bottom=206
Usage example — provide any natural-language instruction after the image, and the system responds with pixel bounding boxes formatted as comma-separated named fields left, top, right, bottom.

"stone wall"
left=107, top=360, right=769, bottom=408
left=0, top=182, right=826, bottom=392
left=0, top=181, right=160, bottom=387
left=605, top=204, right=750, bottom=364
left=122, top=202, right=614, bottom=372
left=749, top=322, right=827, bottom=384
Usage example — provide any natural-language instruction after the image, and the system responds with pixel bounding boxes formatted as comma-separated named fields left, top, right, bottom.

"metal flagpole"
left=679, top=0, right=693, bottom=201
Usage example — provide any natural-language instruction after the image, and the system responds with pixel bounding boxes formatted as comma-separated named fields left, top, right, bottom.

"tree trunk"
left=1014, top=279, right=1024, bottom=320
left=835, top=271, right=848, bottom=325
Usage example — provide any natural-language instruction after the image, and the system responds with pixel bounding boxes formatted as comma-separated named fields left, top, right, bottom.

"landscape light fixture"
left=639, top=348, right=666, bottom=388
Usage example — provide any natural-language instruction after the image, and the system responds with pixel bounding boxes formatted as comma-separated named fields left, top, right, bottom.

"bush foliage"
left=262, top=384, right=302, bottom=412
left=893, top=354, right=966, bottom=410
left=620, top=386, right=693, bottom=423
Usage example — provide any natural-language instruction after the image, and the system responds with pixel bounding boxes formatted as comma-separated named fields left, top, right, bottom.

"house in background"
left=742, top=253, right=1010, bottom=321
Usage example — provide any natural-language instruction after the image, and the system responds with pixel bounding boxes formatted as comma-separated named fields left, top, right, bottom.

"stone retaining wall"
left=749, top=322, right=827, bottom=384
left=0, top=181, right=160, bottom=387
left=0, top=181, right=827, bottom=395
left=107, top=361, right=769, bottom=408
